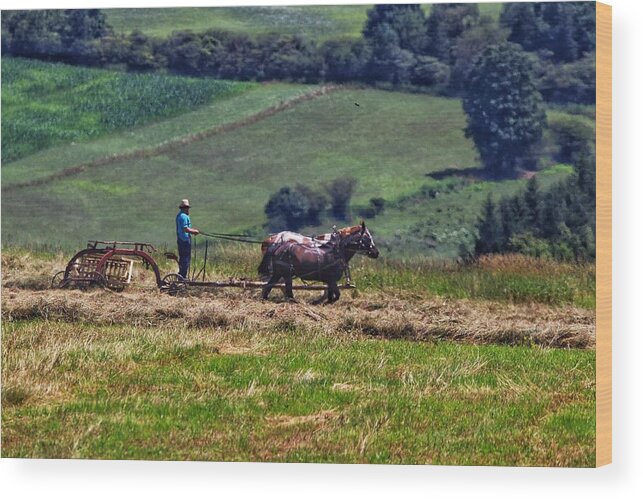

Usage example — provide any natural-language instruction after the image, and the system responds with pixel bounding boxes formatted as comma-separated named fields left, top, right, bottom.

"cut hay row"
left=1, top=287, right=595, bottom=349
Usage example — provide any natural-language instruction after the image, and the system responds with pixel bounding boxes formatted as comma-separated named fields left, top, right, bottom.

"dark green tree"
left=61, top=9, right=110, bottom=46
left=548, top=113, right=595, bottom=165
left=264, top=186, right=311, bottom=231
left=294, top=184, right=328, bottom=226
left=363, top=4, right=427, bottom=53
left=475, top=194, right=501, bottom=254
left=2, top=9, right=110, bottom=57
left=425, top=3, right=480, bottom=64
left=500, top=2, right=596, bottom=63
left=411, top=55, right=450, bottom=87
left=321, top=39, right=370, bottom=82
left=499, top=2, right=543, bottom=53
left=364, top=23, right=416, bottom=84
left=324, top=177, right=358, bottom=221
left=537, top=53, right=596, bottom=104
left=450, top=16, right=509, bottom=91
left=523, top=176, right=541, bottom=228
left=463, top=42, right=546, bottom=176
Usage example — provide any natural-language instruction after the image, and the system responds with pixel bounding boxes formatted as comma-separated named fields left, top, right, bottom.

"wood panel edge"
left=595, top=0, right=612, bottom=468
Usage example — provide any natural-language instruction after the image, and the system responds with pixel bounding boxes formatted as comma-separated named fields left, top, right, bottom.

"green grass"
left=1, top=60, right=577, bottom=259
left=207, top=245, right=596, bottom=309
left=104, top=4, right=503, bottom=40
left=1, top=320, right=595, bottom=465
left=2, top=86, right=480, bottom=249
left=2, top=61, right=319, bottom=186
left=105, top=5, right=372, bottom=40
left=2, top=58, right=253, bottom=162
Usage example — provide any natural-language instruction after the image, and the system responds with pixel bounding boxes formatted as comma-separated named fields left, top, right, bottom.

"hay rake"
left=52, top=239, right=355, bottom=296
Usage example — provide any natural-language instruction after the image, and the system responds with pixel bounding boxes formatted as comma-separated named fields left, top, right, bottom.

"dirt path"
left=3, top=85, right=341, bottom=192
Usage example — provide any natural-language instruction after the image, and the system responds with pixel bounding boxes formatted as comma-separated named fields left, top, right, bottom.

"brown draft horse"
left=258, top=225, right=363, bottom=279
left=260, top=222, right=379, bottom=303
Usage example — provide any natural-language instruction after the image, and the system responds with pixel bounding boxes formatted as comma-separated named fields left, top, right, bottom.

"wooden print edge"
left=596, top=1, right=612, bottom=467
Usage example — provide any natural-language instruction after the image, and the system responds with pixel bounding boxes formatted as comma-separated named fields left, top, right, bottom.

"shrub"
left=264, top=186, right=311, bottom=231
left=324, top=177, right=358, bottom=221
left=548, top=113, right=595, bottom=164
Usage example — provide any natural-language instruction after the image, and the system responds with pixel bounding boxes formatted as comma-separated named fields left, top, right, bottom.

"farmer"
left=176, top=199, right=200, bottom=279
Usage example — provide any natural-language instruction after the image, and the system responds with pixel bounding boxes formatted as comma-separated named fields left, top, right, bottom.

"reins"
left=198, top=230, right=264, bottom=244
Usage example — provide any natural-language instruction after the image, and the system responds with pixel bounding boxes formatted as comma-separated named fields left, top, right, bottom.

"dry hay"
left=1, top=284, right=595, bottom=349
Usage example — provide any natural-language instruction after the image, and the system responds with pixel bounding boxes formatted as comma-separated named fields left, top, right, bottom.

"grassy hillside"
left=105, top=5, right=371, bottom=40
left=104, top=4, right=503, bottom=39
left=1, top=58, right=250, bottom=163
left=2, top=85, right=476, bottom=249
left=2, top=59, right=320, bottom=186
left=2, top=60, right=571, bottom=258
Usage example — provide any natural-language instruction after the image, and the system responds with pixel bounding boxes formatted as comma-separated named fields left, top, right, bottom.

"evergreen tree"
left=500, top=2, right=596, bottom=62
left=523, top=176, right=541, bottom=229
left=462, top=42, right=546, bottom=176
left=475, top=194, right=500, bottom=254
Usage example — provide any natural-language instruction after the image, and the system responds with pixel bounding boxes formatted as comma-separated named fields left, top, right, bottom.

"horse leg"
left=327, top=281, right=340, bottom=304
left=262, top=271, right=281, bottom=300
left=284, top=272, right=295, bottom=300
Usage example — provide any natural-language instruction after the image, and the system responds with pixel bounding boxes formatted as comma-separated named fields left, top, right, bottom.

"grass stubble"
left=1, top=250, right=596, bottom=465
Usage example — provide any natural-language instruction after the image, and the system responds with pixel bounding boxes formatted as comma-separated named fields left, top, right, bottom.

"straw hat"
left=179, top=199, right=190, bottom=208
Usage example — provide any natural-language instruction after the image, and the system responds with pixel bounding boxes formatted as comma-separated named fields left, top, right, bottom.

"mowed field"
left=1, top=249, right=596, bottom=465
left=2, top=59, right=572, bottom=256
left=104, top=4, right=503, bottom=39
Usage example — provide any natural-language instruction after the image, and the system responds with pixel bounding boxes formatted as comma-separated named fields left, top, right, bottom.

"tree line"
left=474, top=148, right=596, bottom=262
left=2, top=4, right=595, bottom=104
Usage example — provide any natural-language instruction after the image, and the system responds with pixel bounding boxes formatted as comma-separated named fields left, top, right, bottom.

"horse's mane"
left=337, top=225, right=362, bottom=237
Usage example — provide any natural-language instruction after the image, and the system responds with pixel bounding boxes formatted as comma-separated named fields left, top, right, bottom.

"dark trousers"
left=177, top=238, right=191, bottom=278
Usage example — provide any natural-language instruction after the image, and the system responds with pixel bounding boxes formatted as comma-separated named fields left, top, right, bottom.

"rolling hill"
left=2, top=59, right=570, bottom=257
left=103, top=4, right=504, bottom=39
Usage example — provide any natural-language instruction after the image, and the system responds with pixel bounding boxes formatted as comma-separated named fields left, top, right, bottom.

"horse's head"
left=341, top=221, right=379, bottom=258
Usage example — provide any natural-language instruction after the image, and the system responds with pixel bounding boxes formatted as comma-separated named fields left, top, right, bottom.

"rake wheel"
left=160, top=273, right=187, bottom=296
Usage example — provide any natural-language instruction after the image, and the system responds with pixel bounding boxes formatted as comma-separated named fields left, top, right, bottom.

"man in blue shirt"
left=176, top=199, right=200, bottom=278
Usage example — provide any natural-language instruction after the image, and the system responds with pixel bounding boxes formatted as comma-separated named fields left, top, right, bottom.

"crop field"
left=104, top=4, right=503, bottom=39
left=1, top=58, right=255, bottom=163
left=1, top=250, right=595, bottom=465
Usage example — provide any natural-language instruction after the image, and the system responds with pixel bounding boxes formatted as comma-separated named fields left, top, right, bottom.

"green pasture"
left=2, top=84, right=479, bottom=248
left=2, top=59, right=574, bottom=257
left=2, top=320, right=595, bottom=465
left=2, top=60, right=319, bottom=186
left=105, top=5, right=371, bottom=40
left=104, top=4, right=503, bottom=39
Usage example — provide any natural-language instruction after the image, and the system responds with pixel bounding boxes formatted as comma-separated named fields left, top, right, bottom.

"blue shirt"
left=176, top=212, right=192, bottom=242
